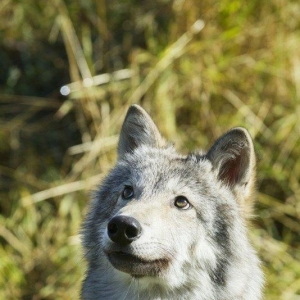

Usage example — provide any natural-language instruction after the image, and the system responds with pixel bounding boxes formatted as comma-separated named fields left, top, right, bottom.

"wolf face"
left=81, top=105, right=263, bottom=300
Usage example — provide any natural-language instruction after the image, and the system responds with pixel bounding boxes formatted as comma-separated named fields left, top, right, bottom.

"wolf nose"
left=107, top=216, right=142, bottom=245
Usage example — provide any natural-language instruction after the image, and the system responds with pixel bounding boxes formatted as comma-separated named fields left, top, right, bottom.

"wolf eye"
left=174, top=196, right=190, bottom=210
left=122, top=186, right=134, bottom=200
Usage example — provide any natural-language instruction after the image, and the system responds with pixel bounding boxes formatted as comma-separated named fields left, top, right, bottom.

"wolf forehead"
left=113, top=145, right=216, bottom=194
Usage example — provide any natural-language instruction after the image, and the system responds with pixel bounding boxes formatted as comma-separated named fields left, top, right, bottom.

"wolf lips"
left=107, top=252, right=169, bottom=276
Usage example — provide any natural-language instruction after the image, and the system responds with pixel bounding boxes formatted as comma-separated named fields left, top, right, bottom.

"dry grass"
left=0, top=0, right=300, bottom=299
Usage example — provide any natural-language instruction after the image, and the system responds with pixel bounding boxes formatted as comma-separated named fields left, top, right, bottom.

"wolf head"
left=82, top=105, right=263, bottom=300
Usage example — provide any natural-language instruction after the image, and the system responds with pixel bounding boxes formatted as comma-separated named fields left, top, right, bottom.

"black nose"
left=107, top=215, right=142, bottom=245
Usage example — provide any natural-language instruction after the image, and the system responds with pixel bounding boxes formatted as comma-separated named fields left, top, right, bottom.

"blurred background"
left=0, top=0, right=300, bottom=299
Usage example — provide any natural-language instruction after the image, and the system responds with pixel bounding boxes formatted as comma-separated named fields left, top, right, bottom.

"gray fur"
left=81, top=105, right=264, bottom=300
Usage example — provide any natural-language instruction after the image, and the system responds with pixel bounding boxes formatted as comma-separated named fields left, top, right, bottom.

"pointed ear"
left=118, top=105, right=165, bottom=158
left=206, top=128, right=255, bottom=189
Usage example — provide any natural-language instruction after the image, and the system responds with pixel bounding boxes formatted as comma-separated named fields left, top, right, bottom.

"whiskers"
left=121, top=277, right=134, bottom=300
left=136, top=241, right=176, bottom=260
left=137, top=277, right=140, bottom=300
left=121, top=275, right=147, bottom=300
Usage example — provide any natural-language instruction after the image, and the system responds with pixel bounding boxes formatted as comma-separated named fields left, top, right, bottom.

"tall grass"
left=0, top=0, right=300, bottom=299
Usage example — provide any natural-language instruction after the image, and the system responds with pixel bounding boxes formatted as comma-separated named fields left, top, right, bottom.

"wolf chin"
left=81, top=105, right=264, bottom=300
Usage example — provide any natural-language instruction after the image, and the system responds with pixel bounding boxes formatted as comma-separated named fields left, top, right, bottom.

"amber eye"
left=174, top=196, right=190, bottom=210
left=122, top=186, right=134, bottom=200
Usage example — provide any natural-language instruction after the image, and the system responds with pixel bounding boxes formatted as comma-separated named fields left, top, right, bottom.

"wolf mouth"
left=107, top=252, right=169, bottom=276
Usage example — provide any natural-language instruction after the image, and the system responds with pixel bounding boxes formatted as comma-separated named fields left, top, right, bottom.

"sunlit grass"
left=0, top=0, right=299, bottom=299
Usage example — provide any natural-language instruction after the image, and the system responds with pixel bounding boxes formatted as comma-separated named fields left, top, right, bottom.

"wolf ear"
left=206, top=128, right=255, bottom=190
left=118, top=105, right=165, bottom=158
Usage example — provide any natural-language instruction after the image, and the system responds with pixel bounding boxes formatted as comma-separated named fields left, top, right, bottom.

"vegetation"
left=0, top=0, right=299, bottom=299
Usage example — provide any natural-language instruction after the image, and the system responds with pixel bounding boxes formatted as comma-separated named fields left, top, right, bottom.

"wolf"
left=81, top=105, right=264, bottom=300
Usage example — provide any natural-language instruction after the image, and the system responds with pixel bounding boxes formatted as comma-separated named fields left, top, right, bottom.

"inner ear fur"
left=206, top=128, right=256, bottom=215
left=118, top=105, right=165, bottom=158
